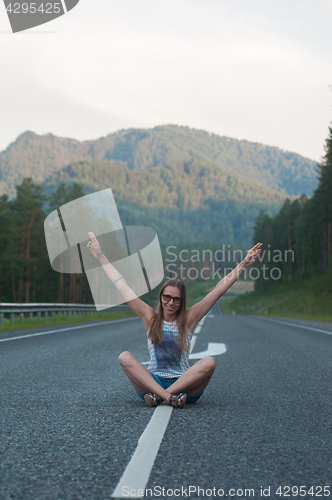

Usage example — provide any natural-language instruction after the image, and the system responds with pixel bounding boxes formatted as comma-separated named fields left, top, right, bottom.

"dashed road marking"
left=190, top=335, right=197, bottom=353
left=190, top=342, right=227, bottom=359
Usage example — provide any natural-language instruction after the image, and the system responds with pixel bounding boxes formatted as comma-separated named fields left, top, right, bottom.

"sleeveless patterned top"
left=147, top=320, right=192, bottom=379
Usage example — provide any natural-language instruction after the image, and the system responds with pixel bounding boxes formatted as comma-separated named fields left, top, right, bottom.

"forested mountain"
left=41, top=159, right=289, bottom=246
left=0, top=122, right=326, bottom=304
left=42, top=159, right=285, bottom=210
left=0, top=125, right=318, bottom=199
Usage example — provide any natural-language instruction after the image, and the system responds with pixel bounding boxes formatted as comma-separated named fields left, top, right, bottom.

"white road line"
left=111, top=405, right=173, bottom=499
left=195, top=314, right=207, bottom=333
left=256, top=317, right=332, bottom=336
left=198, top=316, right=206, bottom=326
left=189, top=342, right=227, bottom=359
left=0, top=317, right=139, bottom=343
left=190, top=335, right=197, bottom=353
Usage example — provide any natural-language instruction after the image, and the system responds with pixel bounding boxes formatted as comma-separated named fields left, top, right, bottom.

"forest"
left=253, top=125, right=332, bottom=290
left=0, top=175, right=257, bottom=304
left=0, top=181, right=93, bottom=304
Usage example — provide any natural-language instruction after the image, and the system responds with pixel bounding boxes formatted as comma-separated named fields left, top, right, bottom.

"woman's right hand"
left=87, top=231, right=103, bottom=260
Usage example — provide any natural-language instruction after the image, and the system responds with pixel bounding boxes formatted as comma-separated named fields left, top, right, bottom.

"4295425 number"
left=276, top=486, right=330, bottom=497
left=5, top=3, right=62, bottom=14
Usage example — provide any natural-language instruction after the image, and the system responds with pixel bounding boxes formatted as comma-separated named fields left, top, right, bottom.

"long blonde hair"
left=148, top=279, right=187, bottom=353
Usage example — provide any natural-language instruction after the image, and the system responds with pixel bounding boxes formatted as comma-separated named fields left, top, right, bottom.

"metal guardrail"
left=0, top=303, right=131, bottom=326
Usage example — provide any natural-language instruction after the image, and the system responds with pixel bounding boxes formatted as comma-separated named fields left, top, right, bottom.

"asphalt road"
left=1, top=308, right=331, bottom=500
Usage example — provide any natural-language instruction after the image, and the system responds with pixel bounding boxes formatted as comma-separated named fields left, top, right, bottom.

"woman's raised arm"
left=87, top=231, right=155, bottom=330
left=186, top=242, right=263, bottom=332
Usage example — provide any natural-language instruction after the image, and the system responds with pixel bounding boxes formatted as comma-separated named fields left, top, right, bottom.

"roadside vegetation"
left=0, top=310, right=135, bottom=334
left=221, top=272, right=332, bottom=322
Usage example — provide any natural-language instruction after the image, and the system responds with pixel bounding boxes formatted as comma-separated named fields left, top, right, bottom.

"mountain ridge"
left=0, top=125, right=318, bottom=199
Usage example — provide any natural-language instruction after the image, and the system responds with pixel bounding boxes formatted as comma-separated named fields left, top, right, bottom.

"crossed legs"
left=118, top=351, right=216, bottom=405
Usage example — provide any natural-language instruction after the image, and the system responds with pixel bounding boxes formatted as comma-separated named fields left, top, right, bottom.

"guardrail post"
left=11, top=313, right=15, bottom=325
left=69, top=311, right=72, bottom=319
left=0, top=313, right=4, bottom=326
left=45, top=311, right=48, bottom=320
left=29, top=312, right=33, bottom=321
left=74, top=311, right=77, bottom=318
left=20, top=313, right=24, bottom=322
left=37, top=312, right=41, bottom=321
left=52, top=311, right=55, bottom=320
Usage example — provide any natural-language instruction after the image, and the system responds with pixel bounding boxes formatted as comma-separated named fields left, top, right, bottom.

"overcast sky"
left=0, top=0, right=331, bottom=161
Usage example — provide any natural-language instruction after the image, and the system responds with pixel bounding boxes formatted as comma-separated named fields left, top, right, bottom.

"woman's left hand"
left=242, top=242, right=263, bottom=268
left=87, top=231, right=104, bottom=260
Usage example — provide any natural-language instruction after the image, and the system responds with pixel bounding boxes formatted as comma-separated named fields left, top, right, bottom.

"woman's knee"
left=118, top=351, right=133, bottom=367
left=204, top=356, right=216, bottom=374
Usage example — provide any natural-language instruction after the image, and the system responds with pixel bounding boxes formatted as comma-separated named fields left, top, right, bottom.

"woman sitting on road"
left=87, top=231, right=262, bottom=409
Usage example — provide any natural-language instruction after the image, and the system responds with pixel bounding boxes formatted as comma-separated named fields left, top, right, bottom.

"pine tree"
left=0, top=195, right=11, bottom=301
left=47, top=182, right=87, bottom=303
left=10, top=178, right=47, bottom=302
left=312, top=125, right=332, bottom=273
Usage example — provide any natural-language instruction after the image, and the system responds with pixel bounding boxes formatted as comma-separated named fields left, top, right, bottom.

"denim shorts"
left=134, top=371, right=204, bottom=404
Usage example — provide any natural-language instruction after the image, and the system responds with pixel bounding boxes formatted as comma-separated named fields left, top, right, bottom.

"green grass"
left=0, top=311, right=135, bottom=332
left=221, top=297, right=237, bottom=315
left=221, top=273, right=332, bottom=322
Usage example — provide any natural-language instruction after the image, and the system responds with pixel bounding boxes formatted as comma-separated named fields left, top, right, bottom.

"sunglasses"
left=161, top=293, right=182, bottom=305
